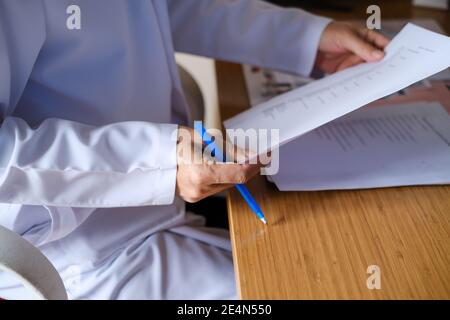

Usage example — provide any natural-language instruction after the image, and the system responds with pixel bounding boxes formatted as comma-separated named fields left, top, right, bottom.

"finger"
left=182, top=185, right=217, bottom=203
left=316, top=53, right=352, bottom=74
left=183, top=163, right=261, bottom=202
left=221, top=139, right=258, bottom=164
left=193, top=183, right=237, bottom=201
left=180, top=169, right=229, bottom=203
left=342, top=30, right=385, bottom=62
left=336, top=54, right=364, bottom=71
left=208, top=183, right=235, bottom=195
left=211, top=163, right=262, bottom=184
left=358, top=28, right=390, bottom=49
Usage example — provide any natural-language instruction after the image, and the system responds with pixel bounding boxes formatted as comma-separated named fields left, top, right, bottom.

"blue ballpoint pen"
left=194, top=122, right=267, bottom=225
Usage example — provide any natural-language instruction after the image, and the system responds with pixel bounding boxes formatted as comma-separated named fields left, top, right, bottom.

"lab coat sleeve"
left=167, top=0, right=331, bottom=76
left=0, top=3, right=178, bottom=209
left=0, top=117, right=179, bottom=208
left=0, top=2, right=180, bottom=245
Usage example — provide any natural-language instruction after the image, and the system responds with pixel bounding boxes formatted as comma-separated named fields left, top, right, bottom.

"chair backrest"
left=0, top=225, right=68, bottom=300
left=178, top=65, right=205, bottom=124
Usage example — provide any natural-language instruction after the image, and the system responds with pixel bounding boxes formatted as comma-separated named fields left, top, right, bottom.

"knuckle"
left=185, top=197, right=198, bottom=204
left=190, top=195, right=202, bottom=203
left=185, top=190, right=202, bottom=203
left=236, top=173, right=248, bottom=184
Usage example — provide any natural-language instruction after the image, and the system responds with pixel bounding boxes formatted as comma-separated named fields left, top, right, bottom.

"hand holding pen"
left=175, top=124, right=268, bottom=224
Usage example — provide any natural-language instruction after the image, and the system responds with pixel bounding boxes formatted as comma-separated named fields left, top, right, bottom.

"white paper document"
left=224, top=24, right=450, bottom=155
left=270, top=102, right=450, bottom=191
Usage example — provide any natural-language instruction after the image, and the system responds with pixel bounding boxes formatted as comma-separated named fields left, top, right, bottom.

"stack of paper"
left=271, top=102, right=450, bottom=191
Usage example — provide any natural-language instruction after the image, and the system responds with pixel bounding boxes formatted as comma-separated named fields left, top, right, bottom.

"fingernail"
left=372, top=50, right=384, bottom=59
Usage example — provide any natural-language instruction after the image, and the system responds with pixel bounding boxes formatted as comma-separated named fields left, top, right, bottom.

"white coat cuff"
left=151, top=124, right=179, bottom=205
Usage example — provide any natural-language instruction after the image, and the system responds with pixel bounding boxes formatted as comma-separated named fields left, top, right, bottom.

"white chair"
left=178, top=65, right=205, bottom=124
left=0, top=225, right=68, bottom=300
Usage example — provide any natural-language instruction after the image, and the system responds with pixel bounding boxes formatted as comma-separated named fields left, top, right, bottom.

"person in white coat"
left=0, top=0, right=389, bottom=299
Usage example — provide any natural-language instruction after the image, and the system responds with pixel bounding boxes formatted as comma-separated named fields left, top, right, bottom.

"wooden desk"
left=217, top=0, right=450, bottom=299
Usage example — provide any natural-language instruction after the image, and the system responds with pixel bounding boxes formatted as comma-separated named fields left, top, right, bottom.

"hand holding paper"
left=224, top=24, right=450, bottom=156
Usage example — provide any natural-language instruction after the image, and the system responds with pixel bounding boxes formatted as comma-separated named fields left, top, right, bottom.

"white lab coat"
left=0, top=0, right=330, bottom=299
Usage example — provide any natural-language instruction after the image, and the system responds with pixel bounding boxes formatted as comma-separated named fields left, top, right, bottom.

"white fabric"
left=0, top=0, right=330, bottom=299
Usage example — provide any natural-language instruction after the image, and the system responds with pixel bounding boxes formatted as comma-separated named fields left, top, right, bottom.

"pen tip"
left=261, top=217, right=268, bottom=225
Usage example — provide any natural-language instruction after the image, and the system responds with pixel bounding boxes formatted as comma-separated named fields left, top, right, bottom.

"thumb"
left=342, top=31, right=385, bottom=62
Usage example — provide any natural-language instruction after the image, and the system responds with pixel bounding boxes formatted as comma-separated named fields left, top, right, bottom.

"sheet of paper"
left=378, top=19, right=450, bottom=83
left=270, top=102, right=450, bottom=191
left=243, top=19, right=450, bottom=107
left=224, top=24, right=450, bottom=155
